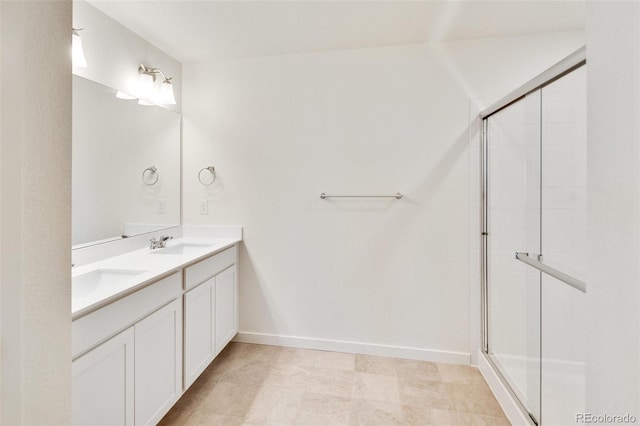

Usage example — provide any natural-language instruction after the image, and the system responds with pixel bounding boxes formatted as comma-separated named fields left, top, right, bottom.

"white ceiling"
left=89, top=0, right=585, bottom=63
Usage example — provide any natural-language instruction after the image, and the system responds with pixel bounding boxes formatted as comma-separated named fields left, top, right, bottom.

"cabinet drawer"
left=184, top=245, right=237, bottom=290
left=72, top=272, right=182, bottom=358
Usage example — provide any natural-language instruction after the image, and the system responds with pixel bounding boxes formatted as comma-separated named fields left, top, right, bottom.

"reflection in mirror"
left=72, top=75, right=181, bottom=248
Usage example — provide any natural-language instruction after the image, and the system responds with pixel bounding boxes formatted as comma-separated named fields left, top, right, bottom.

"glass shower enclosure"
left=481, top=49, right=586, bottom=425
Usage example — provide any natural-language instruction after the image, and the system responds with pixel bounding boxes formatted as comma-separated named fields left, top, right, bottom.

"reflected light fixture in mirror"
left=137, top=64, right=176, bottom=106
left=72, top=28, right=87, bottom=68
left=116, top=90, right=136, bottom=100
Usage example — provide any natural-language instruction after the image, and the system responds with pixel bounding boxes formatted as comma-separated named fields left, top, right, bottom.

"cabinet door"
left=135, top=299, right=183, bottom=426
left=184, top=278, right=215, bottom=390
left=215, top=266, right=237, bottom=355
left=72, top=327, right=134, bottom=426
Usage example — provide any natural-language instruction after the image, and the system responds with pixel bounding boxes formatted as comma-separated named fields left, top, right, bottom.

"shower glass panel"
left=540, top=66, right=586, bottom=425
left=486, top=91, right=542, bottom=422
left=484, top=63, right=586, bottom=425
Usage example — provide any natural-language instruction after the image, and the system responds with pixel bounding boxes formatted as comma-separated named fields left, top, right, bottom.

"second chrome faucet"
left=149, top=235, right=173, bottom=250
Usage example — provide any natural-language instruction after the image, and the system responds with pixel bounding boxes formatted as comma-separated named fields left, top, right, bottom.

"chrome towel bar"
left=515, top=252, right=586, bottom=293
left=320, top=192, right=403, bottom=200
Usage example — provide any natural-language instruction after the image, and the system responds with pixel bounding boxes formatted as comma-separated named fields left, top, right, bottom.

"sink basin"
left=150, top=242, right=213, bottom=255
left=73, top=268, right=147, bottom=298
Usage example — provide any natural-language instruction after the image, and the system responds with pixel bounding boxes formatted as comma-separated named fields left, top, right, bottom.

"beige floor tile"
left=187, top=412, right=245, bottom=425
left=157, top=400, right=198, bottom=425
left=352, top=372, right=400, bottom=403
left=172, top=384, right=207, bottom=409
left=222, top=342, right=252, bottom=357
left=295, top=392, right=351, bottom=425
left=354, top=354, right=397, bottom=376
left=277, top=348, right=320, bottom=367
left=398, top=376, right=447, bottom=391
left=349, top=399, right=404, bottom=426
left=242, top=422, right=291, bottom=426
left=218, top=343, right=253, bottom=364
left=160, top=344, right=510, bottom=426
left=395, top=358, right=442, bottom=383
left=244, top=384, right=303, bottom=425
left=398, top=380, right=452, bottom=410
left=306, top=367, right=355, bottom=397
left=245, top=344, right=283, bottom=364
left=456, top=412, right=511, bottom=425
left=402, top=406, right=459, bottom=425
left=263, top=364, right=312, bottom=392
left=207, top=344, right=254, bottom=377
left=448, top=383, right=506, bottom=417
left=185, top=362, right=228, bottom=403
left=438, top=363, right=486, bottom=385
left=160, top=374, right=218, bottom=423
left=314, top=351, right=356, bottom=371
left=199, top=381, right=261, bottom=418
left=221, top=360, right=274, bottom=385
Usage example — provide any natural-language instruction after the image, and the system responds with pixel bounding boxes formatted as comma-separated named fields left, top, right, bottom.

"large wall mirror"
left=72, top=75, right=181, bottom=248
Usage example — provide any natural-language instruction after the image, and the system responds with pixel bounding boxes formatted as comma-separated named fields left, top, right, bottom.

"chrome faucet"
left=149, top=235, right=173, bottom=250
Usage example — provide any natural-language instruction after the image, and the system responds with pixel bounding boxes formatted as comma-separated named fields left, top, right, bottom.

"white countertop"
left=72, top=237, right=241, bottom=319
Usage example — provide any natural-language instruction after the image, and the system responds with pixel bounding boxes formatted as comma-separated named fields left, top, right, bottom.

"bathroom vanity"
left=71, top=233, right=240, bottom=425
left=69, top=21, right=234, bottom=423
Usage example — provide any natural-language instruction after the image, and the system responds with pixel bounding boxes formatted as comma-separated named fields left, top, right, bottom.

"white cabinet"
left=183, top=266, right=238, bottom=390
left=184, top=246, right=238, bottom=390
left=184, top=277, right=215, bottom=388
left=72, top=327, right=134, bottom=426
left=72, top=244, right=239, bottom=424
left=72, top=273, right=182, bottom=426
left=135, top=299, right=182, bottom=426
left=215, top=266, right=237, bottom=355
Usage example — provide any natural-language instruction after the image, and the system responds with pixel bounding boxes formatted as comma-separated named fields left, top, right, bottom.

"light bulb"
left=159, top=80, right=176, bottom=105
left=138, top=72, right=155, bottom=103
left=72, top=30, right=87, bottom=68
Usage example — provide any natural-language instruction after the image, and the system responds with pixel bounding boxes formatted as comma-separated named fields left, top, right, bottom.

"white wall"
left=585, top=2, right=640, bottom=418
left=0, top=1, right=72, bottom=424
left=182, top=32, right=584, bottom=361
left=73, top=0, right=182, bottom=112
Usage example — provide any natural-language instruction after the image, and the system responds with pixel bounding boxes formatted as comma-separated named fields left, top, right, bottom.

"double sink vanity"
left=71, top=63, right=237, bottom=424
left=71, top=228, right=242, bottom=425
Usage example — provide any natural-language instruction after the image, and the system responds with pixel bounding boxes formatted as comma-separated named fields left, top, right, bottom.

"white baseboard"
left=234, top=331, right=471, bottom=365
left=478, top=351, right=533, bottom=426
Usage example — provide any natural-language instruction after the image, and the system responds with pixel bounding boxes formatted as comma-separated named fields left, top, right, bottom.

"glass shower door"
left=486, top=90, right=542, bottom=422
left=484, top=63, right=586, bottom=425
left=539, top=65, right=587, bottom=426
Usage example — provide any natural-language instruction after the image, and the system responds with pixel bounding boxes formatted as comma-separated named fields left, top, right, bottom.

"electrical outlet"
left=157, top=199, right=166, bottom=214
left=200, top=199, right=208, bottom=215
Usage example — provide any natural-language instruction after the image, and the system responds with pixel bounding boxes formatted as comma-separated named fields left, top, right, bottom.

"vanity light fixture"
left=137, top=64, right=176, bottom=106
left=72, top=28, right=87, bottom=68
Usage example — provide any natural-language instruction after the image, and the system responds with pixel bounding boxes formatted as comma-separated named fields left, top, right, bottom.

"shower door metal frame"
left=479, top=46, right=586, bottom=425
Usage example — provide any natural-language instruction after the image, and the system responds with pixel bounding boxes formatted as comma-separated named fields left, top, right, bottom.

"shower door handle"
left=515, top=252, right=586, bottom=293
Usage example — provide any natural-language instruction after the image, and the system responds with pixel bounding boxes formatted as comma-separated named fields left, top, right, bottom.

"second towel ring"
left=198, top=166, right=216, bottom=186
left=142, top=166, right=158, bottom=185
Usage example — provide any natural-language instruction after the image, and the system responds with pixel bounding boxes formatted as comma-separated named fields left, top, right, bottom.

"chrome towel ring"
left=198, top=166, right=216, bottom=186
left=142, top=166, right=158, bottom=185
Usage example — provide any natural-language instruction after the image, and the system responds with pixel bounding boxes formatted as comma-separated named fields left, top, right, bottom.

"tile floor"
left=159, top=343, right=510, bottom=425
